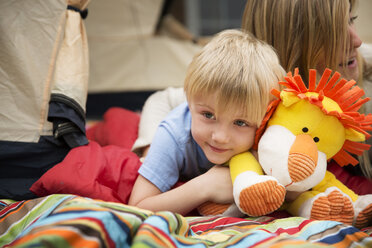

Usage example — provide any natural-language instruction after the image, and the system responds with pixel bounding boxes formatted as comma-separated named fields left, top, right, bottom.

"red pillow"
left=31, top=107, right=143, bottom=203
left=30, top=141, right=141, bottom=204
left=328, top=160, right=372, bottom=195
left=86, top=107, right=140, bottom=149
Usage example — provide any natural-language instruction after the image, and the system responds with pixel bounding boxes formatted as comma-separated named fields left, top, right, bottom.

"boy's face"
left=189, top=93, right=257, bottom=165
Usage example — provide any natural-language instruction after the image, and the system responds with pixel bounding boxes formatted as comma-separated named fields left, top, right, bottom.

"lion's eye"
left=302, top=127, right=308, bottom=133
left=313, top=137, right=320, bottom=143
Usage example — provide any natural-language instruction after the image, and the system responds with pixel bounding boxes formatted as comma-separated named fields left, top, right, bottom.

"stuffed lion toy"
left=199, top=68, right=372, bottom=229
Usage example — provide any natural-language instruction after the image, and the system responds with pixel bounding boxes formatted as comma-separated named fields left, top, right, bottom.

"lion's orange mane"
left=255, top=68, right=372, bottom=166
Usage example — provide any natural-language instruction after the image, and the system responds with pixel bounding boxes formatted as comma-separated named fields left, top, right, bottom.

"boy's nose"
left=211, top=128, right=229, bottom=144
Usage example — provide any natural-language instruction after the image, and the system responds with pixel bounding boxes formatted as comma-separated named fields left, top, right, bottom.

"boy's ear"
left=280, top=91, right=300, bottom=107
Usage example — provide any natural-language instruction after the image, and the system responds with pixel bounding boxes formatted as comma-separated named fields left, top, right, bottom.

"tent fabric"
left=85, top=0, right=163, bottom=39
left=85, top=0, right=202, bottom=93
left=88, top=36, right=202, bottom=92
left=51, top=0, right=90, bottom=111
left=0, top=0, right=90, bottom=143
left=0, top=0, right=67, bottom=142
left=0, top=0, right=91, bottom=200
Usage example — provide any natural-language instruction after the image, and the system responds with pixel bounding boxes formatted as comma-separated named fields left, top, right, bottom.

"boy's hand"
left=200, top=165, right=234, bottom=204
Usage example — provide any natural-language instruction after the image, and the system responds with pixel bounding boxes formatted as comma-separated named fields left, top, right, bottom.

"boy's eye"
left=203, top=112, right=215, bottom=120
left=349, top=15, right=358, bottom=25
left=234, top=120, right=248, bottom=127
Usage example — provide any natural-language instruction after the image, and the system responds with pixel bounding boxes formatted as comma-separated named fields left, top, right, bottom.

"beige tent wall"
left=0, top=0, right=66, bottom=142
left=85, top=0, right=202, bottom=93
left=85, top=0, right=371, bottom=94
left=356, top=0, right=372, bottom=44
left=0, top=0, right=90, bottom=142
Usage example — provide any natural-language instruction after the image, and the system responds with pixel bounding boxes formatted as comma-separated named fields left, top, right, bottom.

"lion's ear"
left=345, top=128, right=366, bottom=142
left=280, top=91, right=300, bottom=107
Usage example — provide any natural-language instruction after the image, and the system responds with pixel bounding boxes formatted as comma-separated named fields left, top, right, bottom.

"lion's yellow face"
left=268, top=98, right=344, bottom=159
left=267, top=91, right=365, bottom=159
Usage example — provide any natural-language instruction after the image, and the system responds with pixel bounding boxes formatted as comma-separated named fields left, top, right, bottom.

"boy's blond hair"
left=184, top=29, right=285, bottom=126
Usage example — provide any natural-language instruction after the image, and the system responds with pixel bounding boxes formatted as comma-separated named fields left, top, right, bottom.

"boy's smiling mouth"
left=208, top=144, right=229, bottom=153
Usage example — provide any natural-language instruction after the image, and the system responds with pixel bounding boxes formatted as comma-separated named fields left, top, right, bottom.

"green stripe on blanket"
left=1, top=194, right=371, bottom=248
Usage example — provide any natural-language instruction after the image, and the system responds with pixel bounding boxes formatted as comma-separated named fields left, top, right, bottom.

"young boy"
left=129, top=29, right=285, bottom=215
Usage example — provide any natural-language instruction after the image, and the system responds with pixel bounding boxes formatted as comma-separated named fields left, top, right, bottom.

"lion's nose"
left=288, top=134, right=318, bottom=182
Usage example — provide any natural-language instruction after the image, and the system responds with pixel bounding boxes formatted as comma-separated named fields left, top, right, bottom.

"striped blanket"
left=1, top=194, right=371, bottom=247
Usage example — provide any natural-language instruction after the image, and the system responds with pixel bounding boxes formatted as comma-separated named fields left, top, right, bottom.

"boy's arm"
left=129, top=165, right=233, bottom=215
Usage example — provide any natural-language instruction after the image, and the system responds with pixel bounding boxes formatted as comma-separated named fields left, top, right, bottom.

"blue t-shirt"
left=138, top=102, right=214, bottom=192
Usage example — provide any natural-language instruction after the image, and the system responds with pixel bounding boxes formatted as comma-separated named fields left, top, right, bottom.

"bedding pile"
left=1, top=194, right=371, bottom=247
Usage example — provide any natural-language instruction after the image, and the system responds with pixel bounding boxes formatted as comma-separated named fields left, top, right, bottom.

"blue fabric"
left=0, top=136, right=70, bottom=200
left=48, top=100, right=88, bottom=148
left=138, top=102, right=213, bottom=192
left=0, top=101, right=87, bottom=200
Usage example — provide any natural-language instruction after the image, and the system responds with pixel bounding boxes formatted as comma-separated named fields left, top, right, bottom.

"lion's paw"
left=197, top=202, right=245, bottom=217
left=354, top=195, right=372, bottom=229
left=197, top=202, right=231, bottom=216
left=310, top=188, right=354, bottom=225
left=233, top=171, right=285, bottom=216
